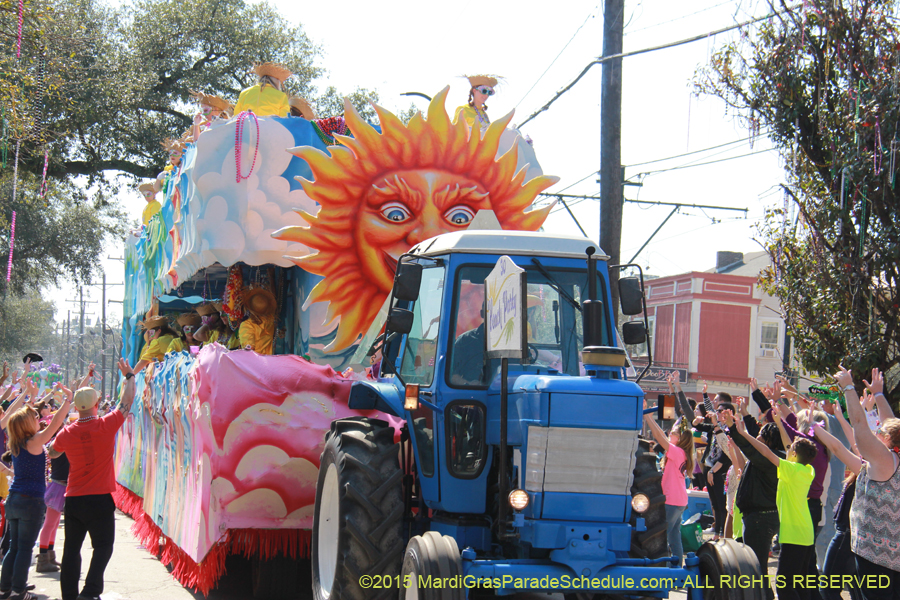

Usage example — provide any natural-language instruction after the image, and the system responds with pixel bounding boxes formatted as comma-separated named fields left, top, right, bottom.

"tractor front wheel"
left=311, top=418, right=404, bottom=600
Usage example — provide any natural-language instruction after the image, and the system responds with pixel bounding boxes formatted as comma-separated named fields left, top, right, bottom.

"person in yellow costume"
left=167, top=312, right=202, bottom=354
left=133, top=315, right=177, bottom=373
left=190, top=90, right=233, bottom=141
left=239, top=288, right=277, bottom=355
left=194, top=303, right=241, bottom=349
left=454, top=75, right=499, bottom=131
left=139, top=181, right=162, bottom=226
left=233, top=63, right=291, bottom=118
left=288, top=96, right=316, bottom=119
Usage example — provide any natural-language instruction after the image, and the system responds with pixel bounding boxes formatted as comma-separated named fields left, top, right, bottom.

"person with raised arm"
left=642, top=398, right=694, bottom=567
left=0, top=385, right=74, bottom=600
left=735, top=417, right=818, bottom=600
left=835, top=366, right=900, bottom=600
left=50, top=359, right=135, bottom=600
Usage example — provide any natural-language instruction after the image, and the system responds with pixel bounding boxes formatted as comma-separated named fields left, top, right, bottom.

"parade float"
left=114, top=83, right=557, bottom=596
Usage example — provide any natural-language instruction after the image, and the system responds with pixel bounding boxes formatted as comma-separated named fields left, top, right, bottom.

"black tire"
left=399, top=531, right=464, bottom=600
left=692, top=539, right=768, bottom=600
left=311, top=418, right=404, bottom=600
left=252, top=554, right=308, bottom=600
left=629, top=440, right=667, bottom=559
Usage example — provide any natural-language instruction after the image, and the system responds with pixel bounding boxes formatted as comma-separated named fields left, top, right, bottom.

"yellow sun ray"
left=272, top=86, right=559, bottom=351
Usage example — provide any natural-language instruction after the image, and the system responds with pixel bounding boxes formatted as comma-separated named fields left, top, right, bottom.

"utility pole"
left=65, top=311, right=70, bottom=384
left=65, top=289, right=97, bottom=380
left=600, top=0, right=625, bottom=325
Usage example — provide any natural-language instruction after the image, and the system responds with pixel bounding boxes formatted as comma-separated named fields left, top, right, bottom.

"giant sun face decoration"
left=273, top=86, right=558, bottom=351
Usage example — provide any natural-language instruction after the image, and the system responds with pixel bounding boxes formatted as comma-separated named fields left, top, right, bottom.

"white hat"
left=74, top=387, right=99, bottom=412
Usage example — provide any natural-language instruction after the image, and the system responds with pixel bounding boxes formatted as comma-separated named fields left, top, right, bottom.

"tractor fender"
left=347, top=380, right=404, bottom=417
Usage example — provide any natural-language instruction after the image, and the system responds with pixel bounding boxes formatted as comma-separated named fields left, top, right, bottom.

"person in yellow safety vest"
left=233, top=62, right=291, bottom=118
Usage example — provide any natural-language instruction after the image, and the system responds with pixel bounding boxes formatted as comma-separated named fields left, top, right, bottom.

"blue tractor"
left=310, top=231, right=764, bottom=600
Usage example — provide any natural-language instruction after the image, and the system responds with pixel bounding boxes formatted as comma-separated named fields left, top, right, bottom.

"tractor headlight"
left=631, top=493, right=650, bottom=513
left=508, top=489, right=530, bottom=511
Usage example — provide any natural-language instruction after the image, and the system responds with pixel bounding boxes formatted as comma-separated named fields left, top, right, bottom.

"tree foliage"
left=695, top=0, right=900, bottom=396
left=0, top=289, right=56, bottom=367
left=0, top=0, right=390, bottom=183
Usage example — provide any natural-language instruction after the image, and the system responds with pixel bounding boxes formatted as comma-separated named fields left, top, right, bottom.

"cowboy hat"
left=189, top=90, right=232, bottom=112
left=289, top=96, right=316, bottom=120
left=196, top=302, right=223, bottom=317
left=176, top=313, right=202, bottom=328
left=22, top=352, right=43, bottom=364
left=139, top=315, right=169, bottom=330
left=243, top=288, right=277, bottom=317
left=253, top=62, right=292, bottom=81
left=465, top=75, right=500, bottom=89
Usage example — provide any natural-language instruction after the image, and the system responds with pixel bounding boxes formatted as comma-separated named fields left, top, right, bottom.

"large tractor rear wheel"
left=311, top=418, right=404, bottom=600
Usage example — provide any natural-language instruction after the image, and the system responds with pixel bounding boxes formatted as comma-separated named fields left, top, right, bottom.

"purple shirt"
left=782, top=413, right=828, bottom=500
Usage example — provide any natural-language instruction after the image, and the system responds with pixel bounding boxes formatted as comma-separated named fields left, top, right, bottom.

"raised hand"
left=834, top=365, right=854, bottom=390
left=750, top=377, right=759, bottom=391
left=863, top=367, right=884, bottom=396
left=702, top=380, right=708, bottom=394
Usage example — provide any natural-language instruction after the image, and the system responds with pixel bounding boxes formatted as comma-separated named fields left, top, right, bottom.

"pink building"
left=629, top=251, right=790, bottom=404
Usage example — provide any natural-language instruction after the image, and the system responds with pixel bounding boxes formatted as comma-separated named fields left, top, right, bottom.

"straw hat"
left=138, top=181, right=158, bottom=195
left=466, top=75, right=500, bottom=89
left=253, top=62, right=292, bottom=81
left=139, top=315, right=169, bottom=330
left=243, top=288, right=277, bottom=317
left=74, top=387, right=100, bottom=412
left=176, top=313, right=202, bottom=328
left=196, top=302, right=223, bottom=317
left=289, top=96, right=316, bottom=120
left=190, top=90, right=232, bottom=112
left=161, top=137, right=185, bottom=152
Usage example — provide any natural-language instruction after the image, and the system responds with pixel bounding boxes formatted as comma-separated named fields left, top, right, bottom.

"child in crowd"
left=643, top=399, right=695, bottom=567
left=736, top=415, right=818, bottom=600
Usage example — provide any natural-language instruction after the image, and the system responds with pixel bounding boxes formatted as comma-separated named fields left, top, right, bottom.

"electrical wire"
left=625, top=133, right=769, bottom=168
left=518, top=5, right=797, bottom=129
left=515, top=7, right=599, bottom=110
left=636, top=147, right=776, bottom=176
left=625, top=0, right=737, bottom=36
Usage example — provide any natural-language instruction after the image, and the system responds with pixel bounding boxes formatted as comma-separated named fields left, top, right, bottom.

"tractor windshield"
left=398, top=264, right=446, bottom=386
left=447, top=264, right=610, bottom=388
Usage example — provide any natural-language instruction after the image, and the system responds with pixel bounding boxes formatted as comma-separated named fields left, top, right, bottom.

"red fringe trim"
left=114, top=483, right=312, bottom=596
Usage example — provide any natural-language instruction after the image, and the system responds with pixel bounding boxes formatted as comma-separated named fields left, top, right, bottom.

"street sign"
left=485, top=256, right=526, bottom=360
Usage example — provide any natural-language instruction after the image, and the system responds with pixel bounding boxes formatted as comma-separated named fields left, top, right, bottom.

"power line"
left=636, top=147, right=776, bottom=176
left=515, top=7, right=599, bottom=111
left=625, top=133, right=769, bottom=168
left=625, top=0, right=737, bottom=36
left=518, top=6, right=795, bottom=128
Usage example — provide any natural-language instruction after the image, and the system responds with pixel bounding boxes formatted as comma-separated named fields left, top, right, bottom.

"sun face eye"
left=380, top=202, right=412, bottom=223
left=444, top=206, right=476, bottom=226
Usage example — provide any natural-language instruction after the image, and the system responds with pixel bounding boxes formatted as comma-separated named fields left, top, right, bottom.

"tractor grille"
left=525, top=427, right=639, bottom=495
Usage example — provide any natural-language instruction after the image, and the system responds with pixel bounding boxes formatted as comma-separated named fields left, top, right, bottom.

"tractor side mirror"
left=621, top=321, right=646, bottom=345
left=618, top=276, right=644, bottom=316
left=386, top=307, right=414, bottom=335
left=393, top=262, right=423, bottom=302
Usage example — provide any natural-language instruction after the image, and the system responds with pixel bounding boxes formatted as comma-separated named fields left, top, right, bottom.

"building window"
left=760, top=321, right=779, bottom=358
left=627, top=315, right=654, bottom=358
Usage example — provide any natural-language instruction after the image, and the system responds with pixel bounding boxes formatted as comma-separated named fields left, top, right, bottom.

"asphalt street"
left=21, top=512, right=705, bottom=600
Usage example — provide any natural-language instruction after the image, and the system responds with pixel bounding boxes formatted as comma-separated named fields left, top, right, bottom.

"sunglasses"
left=183, top=326, right=195, bottom=333
left=475, top=86, right=495, bottom=96
left=716, top=408, right=728, bottom=413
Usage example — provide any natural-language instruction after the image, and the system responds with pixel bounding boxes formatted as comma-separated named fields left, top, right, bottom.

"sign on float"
left=485, top=255, right=527, bottom=360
